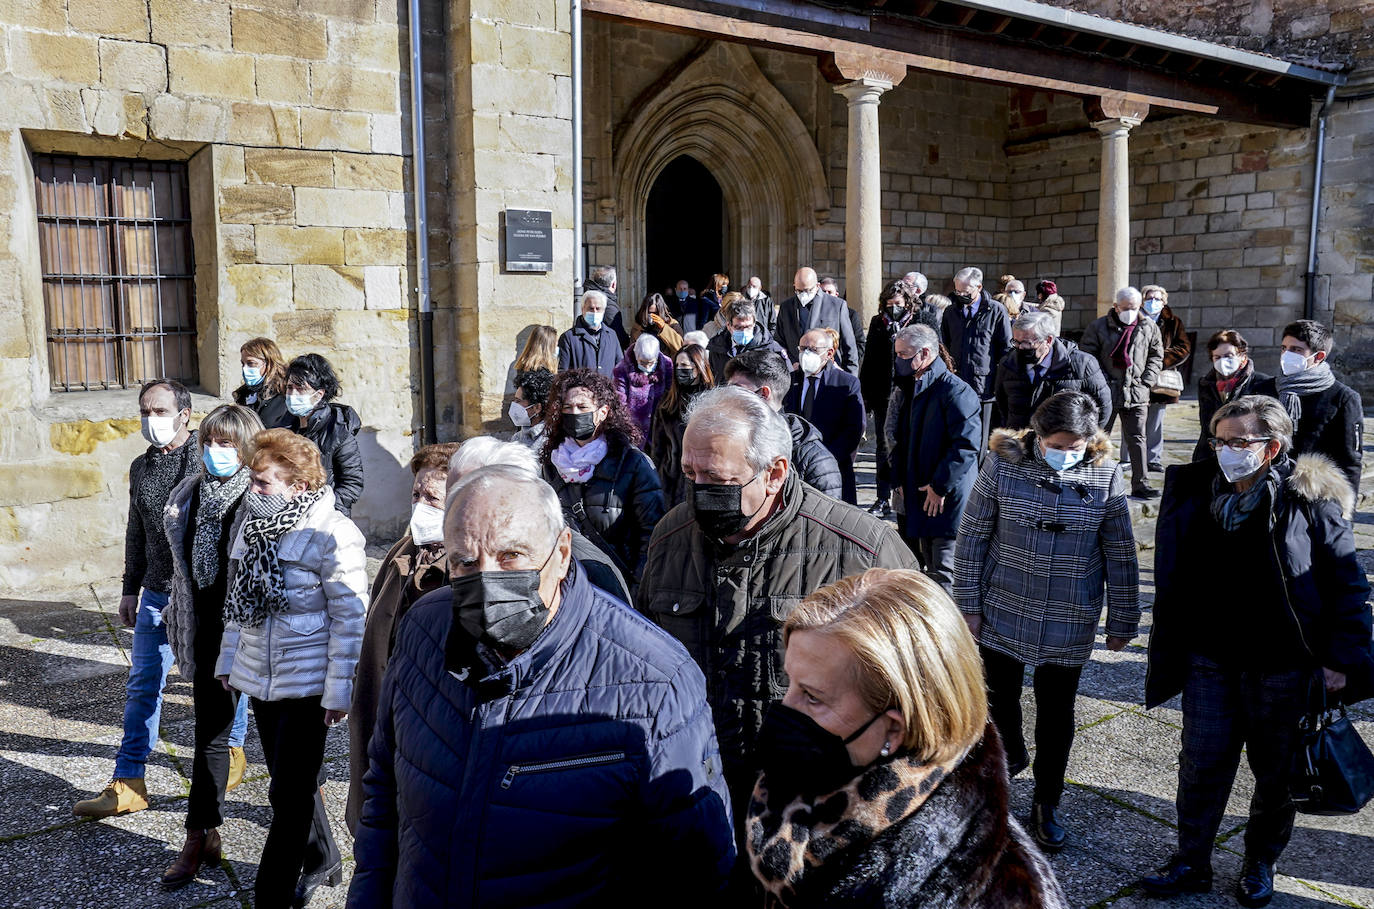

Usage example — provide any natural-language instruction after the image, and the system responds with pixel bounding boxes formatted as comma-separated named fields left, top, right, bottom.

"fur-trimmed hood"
left=1288, top=452, right=1357, bottom=520
left=990, top=427, right=1113, bottom=467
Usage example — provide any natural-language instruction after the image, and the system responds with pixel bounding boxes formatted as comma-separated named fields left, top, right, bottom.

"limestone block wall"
left=0, top=0, right=425, bottom=591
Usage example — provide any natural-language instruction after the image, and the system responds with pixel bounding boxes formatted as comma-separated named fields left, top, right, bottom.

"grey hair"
left=580, top=289, right=607, bottom=310
left=684, top=385, right=793, bottom=474
left=447, top=436, right=539, bottom=499
left=633, top=333, right=660, bottom=361
left=926, top=293, right=951, bottom=313
left=903, top=271, right=928, bottom=294
left=590, top=264, right=616, bottom=287
left=895, top=323, right=939, bottom=355
left=730, top=298, right=756, bottom=321
left=1005, top=279, right=1025, bottom=294
left=1115, top=286, right=1142, bottom=307
left=1210, top=395, right=1293, bottom=458
left=682, top=330, right=710, bottom=349
left=447, top=463, right=566, bottom=548
left=954, top=266, right=983, bottom=286
left=1013, top=309, right=1056, bottom=341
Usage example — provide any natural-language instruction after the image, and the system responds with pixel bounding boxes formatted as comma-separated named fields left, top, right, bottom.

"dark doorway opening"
left=645, top=155, right=725, bottom=302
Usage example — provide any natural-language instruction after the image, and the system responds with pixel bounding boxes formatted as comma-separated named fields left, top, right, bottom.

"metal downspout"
left=1304, top=86, right=1336, bottom=320
left=409, top=0, right=437, bottom=443
left=572, top=0, right=585, bottom=312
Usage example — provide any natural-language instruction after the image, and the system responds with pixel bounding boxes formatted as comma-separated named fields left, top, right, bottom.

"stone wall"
left=0, top=0, right=425, bottom=591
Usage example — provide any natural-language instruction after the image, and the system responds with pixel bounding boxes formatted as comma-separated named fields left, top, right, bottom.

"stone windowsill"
left=30, top=388, right=228, bottom=425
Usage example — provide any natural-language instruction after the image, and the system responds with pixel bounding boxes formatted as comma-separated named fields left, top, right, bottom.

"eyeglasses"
left=1208, top=436, right=1271, bottom=451
left=1011, top=340, right=1042, bottom=350
left=799, top=346, right=831, bottom=355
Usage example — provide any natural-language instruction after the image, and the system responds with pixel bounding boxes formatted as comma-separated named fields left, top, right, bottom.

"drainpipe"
left=409, top=0, right=437, bottom=444
left=1304, top=86, right=1336, bottom=321
left=571, top=0, right=585, bottom=314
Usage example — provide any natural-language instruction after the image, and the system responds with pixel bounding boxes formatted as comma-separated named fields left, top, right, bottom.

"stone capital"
left=1091, top=117, right=1141, bottom=139
left=834, top=77, right=892, bottom=107
left=1085, top=93, right=1149, bottom=130
left=822, top=51, right=906, bottom=90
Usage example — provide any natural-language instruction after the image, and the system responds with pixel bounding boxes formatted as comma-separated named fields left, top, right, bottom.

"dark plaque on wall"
left=503, top=209, right=553, bottom=273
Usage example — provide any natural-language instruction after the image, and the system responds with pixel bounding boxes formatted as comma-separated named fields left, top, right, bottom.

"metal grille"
left=33, top=155, right=197, bottom=392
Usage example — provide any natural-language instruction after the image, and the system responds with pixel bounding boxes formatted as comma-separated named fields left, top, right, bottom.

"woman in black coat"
left=283, top=354, right=365, bottom=515
left=233, top=336, right=290, bottom=429
left=649, top=344, right=713, bottom=508
left=543, top=368, right=666, bottom=591
left=1142, top=394, right=1372, bottom=906
left=1191, top=329, right=1271, bottom=462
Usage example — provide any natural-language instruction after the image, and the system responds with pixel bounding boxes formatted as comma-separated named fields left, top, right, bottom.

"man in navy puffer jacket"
left=348, top=465, right=734, bottom=908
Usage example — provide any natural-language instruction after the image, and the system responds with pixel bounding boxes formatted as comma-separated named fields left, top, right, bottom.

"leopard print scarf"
left=747, top=750, right=962, bottom=907
left=224, top=489, right=322, bottom=628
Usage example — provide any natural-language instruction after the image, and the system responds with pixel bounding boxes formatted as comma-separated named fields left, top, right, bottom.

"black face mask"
left=561, top=410, right=598, bottom=442
left=690, top=473, right=766, bottom=541
left=452, top=569, right=549, bottom=653
left=1015, top=346, right=1041, bottom=367
left=675, top=367, right=698, bottom=387
left=950, top=292, right=973, bottom=308
left=887, top=305, right=906, bottom=321
left=757, top=702, right=883, bottom=799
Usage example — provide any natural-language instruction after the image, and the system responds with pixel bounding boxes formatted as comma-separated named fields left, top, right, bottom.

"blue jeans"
left=112, top=590, right=249, bottom=779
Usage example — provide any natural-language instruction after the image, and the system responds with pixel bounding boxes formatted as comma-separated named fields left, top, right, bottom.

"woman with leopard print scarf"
left=747, top=568, right=1066, bottom=908
left=217, top=428, right=367, bottom=909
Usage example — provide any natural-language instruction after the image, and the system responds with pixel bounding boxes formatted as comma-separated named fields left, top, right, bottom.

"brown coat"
left=1149, top=305, right=1192, bottom=405
left=631, top=312, right=685, bottom=358
left=345, top=533, right=448, bottom=834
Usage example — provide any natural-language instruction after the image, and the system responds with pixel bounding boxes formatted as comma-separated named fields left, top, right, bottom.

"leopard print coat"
left=746, top=723, right=1067, bottom=908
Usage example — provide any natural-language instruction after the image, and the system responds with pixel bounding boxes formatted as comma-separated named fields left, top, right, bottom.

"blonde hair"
left=199, top=404, right=265, bottom=461
left=1141, top=284, right=1168, bottom=305
left=247, top=428, right=327, bottom=491
left=784, top=568, right=987, bottom=763
left=514, top=326, right=559, bottom=374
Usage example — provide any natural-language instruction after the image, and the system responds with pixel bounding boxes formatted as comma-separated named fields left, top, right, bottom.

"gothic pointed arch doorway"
left=644, top=154, right=725, bottom=297
left=613, top=41, right=829, bottom=306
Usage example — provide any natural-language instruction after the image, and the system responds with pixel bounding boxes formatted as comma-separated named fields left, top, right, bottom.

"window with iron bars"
left=34, top=154, right=197, bottom=392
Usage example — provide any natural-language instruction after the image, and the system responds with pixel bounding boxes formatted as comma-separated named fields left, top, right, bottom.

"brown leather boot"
left=161, top=827, right=222, bottom=890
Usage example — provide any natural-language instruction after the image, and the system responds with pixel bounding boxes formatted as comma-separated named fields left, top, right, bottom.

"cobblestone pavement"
left=1, top=401, right=1370, bottom=908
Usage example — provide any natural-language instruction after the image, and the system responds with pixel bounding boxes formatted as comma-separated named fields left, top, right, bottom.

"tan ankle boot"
left=73, top=778, right=149, bottom=818
left=161, top=827, right=222, bottom=890
left=226, top=746, right=246, bottom=792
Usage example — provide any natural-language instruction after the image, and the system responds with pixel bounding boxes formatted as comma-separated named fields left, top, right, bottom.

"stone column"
left=1088, top=96, right=1148, bottom=317
left=827, top=53, right=905, bottom=323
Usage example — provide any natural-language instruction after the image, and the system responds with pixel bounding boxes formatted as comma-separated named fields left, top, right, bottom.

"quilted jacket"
left=215, top=486, right=368, bottom=711
left=347, top=562, right=736, bottom=908
left=953, top=430, right=1140, bottom=668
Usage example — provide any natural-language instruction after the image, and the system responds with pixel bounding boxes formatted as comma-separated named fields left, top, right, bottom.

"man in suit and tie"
left=783, top=328, right=866, bottom=504
left=775, top=267, right=860, bottom=375
left=941, top=265, right=1011, bottom=455
left=992, top=309, right=1113, bottom=431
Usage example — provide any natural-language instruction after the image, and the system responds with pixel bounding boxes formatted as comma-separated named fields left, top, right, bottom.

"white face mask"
left=141, top=415, right=179, bottom=448
left=746, top=287, right=759, bottom=299
left=509, top=401, right=531, bottom=428
left=286, top=392, right=318, bottom=416
left=799, top=350, right=825, bottom=376
left=795, top=288, right=817, bottom=305
left=1217, top=444, right=1267, bottom=483
left=1116, top=308, right=1139, bottom=325
left=1214, top=355, right=1242, bottom=378
left=1280, top=350, right=1311, bottom=376
left=409, top=502, right=446, bottom=546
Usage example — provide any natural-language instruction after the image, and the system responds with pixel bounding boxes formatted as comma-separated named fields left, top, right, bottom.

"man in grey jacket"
left=1080, top=286, right=1164, bottom=498
left=774, top=267, right=860, bottom=375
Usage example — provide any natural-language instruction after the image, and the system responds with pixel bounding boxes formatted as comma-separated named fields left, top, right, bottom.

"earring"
left=880, top=742, right=891, bottom=757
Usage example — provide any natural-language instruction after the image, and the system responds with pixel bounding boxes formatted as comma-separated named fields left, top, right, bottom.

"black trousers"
left=871, top=402, right=891, bottom=501
left=838, top=457, right=858, bottom=505
left=251, top=695, right=340, bottom=909
left=982, top=646, right=1083, bottom=807
left=1176, top=655, right=1310, bottom=866
left=186, top=599, right=238, bottom=830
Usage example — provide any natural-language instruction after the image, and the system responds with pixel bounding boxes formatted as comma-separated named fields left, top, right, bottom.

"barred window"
left=34, top=155, right=197, bottom=392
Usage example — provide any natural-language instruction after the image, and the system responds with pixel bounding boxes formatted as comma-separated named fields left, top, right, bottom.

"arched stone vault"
left=613, top=41, right=830, bottom=300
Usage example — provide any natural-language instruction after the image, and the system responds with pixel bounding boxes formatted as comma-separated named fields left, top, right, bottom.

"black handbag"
left=1290, top=683, right=1374, bottom=816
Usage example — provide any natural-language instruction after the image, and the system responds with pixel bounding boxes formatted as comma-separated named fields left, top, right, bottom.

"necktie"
left=965, top=305, right=973, bottom=320
left=802, top=377, right=818, bottom=420
left=1031, top=365, right=1043, bottom=384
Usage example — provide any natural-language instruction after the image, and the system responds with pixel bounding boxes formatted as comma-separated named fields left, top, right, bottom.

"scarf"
left=551, top=436, right=608, bottom=484
left=224, top=489, right=323, bottom=628
left=747, top=750, right=962, bottom=906
left=191, top=469, right=251, bottom=590
left=1210, top=467, right=1277, bottom=532
left=1213, top=359, right=1253, bottom=401
left=1108, top=313, right=1136, bottom=371
left=1275, top=360, right=1335, bottom=424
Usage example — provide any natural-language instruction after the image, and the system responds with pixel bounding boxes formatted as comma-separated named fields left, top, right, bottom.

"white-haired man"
left=350, top=465, right=734, bottom=907
left=638, top=386, right=911, bottom=836
left=558, top=289, right=622, bottom=378
left=902, top=271, right=929, bottom=298
left=1080, top=286, right=1164, bottom=498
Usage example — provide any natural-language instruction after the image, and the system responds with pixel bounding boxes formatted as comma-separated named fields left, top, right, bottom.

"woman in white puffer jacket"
left=217, top=428, right=367, bottom=909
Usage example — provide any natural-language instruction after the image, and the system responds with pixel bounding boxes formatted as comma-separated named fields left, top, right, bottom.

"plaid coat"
left=953, top=429, right=1140, bottom=666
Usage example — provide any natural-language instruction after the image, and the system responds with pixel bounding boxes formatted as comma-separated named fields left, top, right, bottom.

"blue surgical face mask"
left=583, top=311, right=603, bottom=329
left=242, top=366, right=264, bottom=387
left=676, top=290, right=688, bottom=300
left=1041, top=441, right=1084, bottom=472
left=1143, top=297, right=1164, bottom=318
left=286, top=392, right=317, bottom=417
left=731, top=328, right=753, bottom=346
left=202, top=445, right=242, bottom=478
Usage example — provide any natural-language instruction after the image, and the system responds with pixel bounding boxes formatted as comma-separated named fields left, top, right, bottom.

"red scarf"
left=1214, top=360, right=1252, bottom=401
